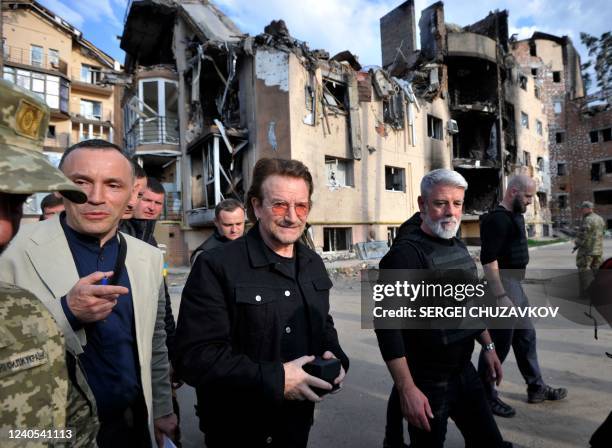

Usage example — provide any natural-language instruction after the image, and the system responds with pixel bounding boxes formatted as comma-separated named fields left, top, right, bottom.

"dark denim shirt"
left=59, top=213, right=141, bottom=420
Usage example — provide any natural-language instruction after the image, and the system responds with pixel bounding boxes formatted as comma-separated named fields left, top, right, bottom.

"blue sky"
left=38, top=0, right=610, bottom=73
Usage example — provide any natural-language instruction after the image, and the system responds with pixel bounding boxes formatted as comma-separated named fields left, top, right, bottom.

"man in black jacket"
left=189, top=198, right=245, bottom=265
left=377, top=169, right=510, bottom=448
left=175, top=158, right=349, bottom=448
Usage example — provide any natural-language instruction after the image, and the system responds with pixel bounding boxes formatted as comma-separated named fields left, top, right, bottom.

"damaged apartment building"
left=513, top=32, right=612, bottom=232
left=121, top=0, right=452, bottom=264
left=120, top=0, right=552, bottom=264
left=381, top=1, right=552, bottom=242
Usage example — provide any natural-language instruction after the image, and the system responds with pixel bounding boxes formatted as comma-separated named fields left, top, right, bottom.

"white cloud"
left=38, top=0, right=122, bottom=30
left=37, top=0, right=85, bottom=27
left=71, top=0, right=123, bottom=29
left=215, top=0, right=610, bottom=68
left=216, top=0, right=398, bottom=65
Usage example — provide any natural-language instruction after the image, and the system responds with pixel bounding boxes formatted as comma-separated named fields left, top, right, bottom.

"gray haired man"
left=376, top=169, right=511, bottom=448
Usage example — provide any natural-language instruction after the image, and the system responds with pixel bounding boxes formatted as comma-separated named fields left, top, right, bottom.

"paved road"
left=169, top=240, right=612, bottom=448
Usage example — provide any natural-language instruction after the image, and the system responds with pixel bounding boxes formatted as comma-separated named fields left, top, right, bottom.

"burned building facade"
left=121, top=0, right=454, bottom=264
left=381, top=1, right=552, bottom=242
left=513, top=32, right=612, bottom=232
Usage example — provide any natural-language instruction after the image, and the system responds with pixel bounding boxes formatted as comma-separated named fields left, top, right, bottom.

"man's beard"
left=423, top=212, right=461, bottom=239
left=512, top=196, right=526, bottom=214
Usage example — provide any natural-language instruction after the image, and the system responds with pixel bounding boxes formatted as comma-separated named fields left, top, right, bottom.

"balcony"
left=125, top=116, right=180, bottom=155
left=71, top=110, right=114, bottom=125
left=71, top=68, right=113, bottom=96
left=447, top=32, right=497, bottom=63
left=3, top=45, right=68, bottom=76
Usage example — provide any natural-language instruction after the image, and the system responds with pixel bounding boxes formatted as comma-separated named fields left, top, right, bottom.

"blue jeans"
left=478, top=277, right=545, bottom=398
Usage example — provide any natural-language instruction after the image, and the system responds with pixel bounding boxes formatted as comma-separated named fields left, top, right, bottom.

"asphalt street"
left=169, top=240, right=612, bottom=448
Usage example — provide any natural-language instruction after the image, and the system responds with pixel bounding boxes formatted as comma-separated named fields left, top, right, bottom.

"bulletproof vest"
left=396, top=230, right=482, bottom=345
left=483, top=208, right=529, bottom=269
left=401, top=230, right=478, bottom=277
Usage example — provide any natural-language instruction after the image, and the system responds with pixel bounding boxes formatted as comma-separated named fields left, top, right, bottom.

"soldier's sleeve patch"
left=0, top=348, right=48, bottom=378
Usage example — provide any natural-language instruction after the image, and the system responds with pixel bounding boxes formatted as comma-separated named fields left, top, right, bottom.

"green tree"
left=580, top=31, right=611, bottom=91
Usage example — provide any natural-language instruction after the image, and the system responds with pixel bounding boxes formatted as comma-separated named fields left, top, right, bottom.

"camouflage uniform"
left=576, top=211, right=606, bottom=271
left=0, top=79, right=98, bottom=446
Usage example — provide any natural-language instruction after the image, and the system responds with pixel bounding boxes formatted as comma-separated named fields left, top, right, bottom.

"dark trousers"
left=478, top=278, right=545, bottom=398
left=386, top=363, right=505, bottom=448
left=96, top=397, right=151, bottom=448
left=590, top=411, right=612, bottom=447
left=204, top=424, right=310, bottom=448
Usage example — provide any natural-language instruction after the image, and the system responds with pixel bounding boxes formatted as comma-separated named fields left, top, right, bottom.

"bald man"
left=477, top=175, right=567, bottom=418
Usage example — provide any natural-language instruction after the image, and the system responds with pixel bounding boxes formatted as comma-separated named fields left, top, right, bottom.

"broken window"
left=385, top=166, right=406, bottom=192
left=554, top=100, right=562, bottom=114
left=536, top=120, right=543, bottom=136
left=603, top=128, right=612, bottom=141
left=523, top=151, right=531, bottom=166
left=322, top=78, right=347, bottom=112
left=325, top=156, right=354, bottom=187
left=427, top=115, right=443, bottom=140
left=383, top=95, right=405, bottom=129
left=552, top=71, right=561, bottom=83
left=529, top=42, right=537, bottom=56
left=47, top=125, right=56, bottom=139
left=387, top=227, right=399, bottom=247
left=557, top=163, right=567, bottom=176
left=592, top=162, right=601, bottom=181
left=536, top=157, right=544, bottom=170
left=607, top=219, right=612, bottom=229
left=558, top=195, right=568, bottom=208
left=519, top=74, right=528, bottom=91
left=556, top=132, right=565, bottom=143
left=590, top=130, right=599, bottom=143
left=531, top=68, right=538, bottom=76
left=323, top=227, right=352, bottom=252
left=534, top=85, right=541, bottom=99
left=537, top=192, right=547, bottom=207
left=520, top=112, right=529, bottom=129
left=605, top=160, right=612, bottom=173
left=594, top=190, right=612, bottom=205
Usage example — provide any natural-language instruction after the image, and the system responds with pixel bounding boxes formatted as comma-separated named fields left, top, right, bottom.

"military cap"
left=580, top=201, right=594, bottom=209
left=0, top=79, right=86, bottom=203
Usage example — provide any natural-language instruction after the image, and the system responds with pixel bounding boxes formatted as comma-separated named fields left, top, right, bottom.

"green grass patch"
left=527, top=238, right=568, bottom=247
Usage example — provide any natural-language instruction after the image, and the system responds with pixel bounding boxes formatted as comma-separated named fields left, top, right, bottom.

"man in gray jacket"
left=0, top=139, right=176, bottom=447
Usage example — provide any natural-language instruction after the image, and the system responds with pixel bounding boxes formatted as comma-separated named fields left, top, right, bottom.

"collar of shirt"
left=60, top=211, right=119, bottom=254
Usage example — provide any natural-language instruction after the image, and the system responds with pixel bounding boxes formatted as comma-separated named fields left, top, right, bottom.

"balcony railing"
left=3, top=45, right=68, bottom=75
left=125, top=116, right=179, bottom=152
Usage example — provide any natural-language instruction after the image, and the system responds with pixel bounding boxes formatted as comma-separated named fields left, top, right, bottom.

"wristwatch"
left=483, top=342, right=496, bottom=352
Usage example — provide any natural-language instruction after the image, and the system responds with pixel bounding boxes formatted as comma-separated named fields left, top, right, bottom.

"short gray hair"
left=420, top=169, right=468, bottom=198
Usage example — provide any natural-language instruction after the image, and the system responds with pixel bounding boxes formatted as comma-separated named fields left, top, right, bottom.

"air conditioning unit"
left=447, top=119, right=459, bottom=134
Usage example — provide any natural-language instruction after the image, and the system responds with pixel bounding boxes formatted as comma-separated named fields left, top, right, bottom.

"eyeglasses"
left=266, top=200, right=310, bottom=219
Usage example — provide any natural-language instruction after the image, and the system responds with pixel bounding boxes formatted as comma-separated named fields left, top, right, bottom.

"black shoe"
left=489, top=396, right=516, bottom=418
left=528, top=385, right=568, bottom=403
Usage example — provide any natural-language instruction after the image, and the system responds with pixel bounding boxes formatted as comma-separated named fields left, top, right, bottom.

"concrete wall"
left=380, top=0, right=416, bottom=68
left=2, top=8, right=72, bottom=69
left=285, top=52, right=447, bottom=250
left=447, top=32, right=497, bottom=63
left=505, top=68, right=551, bottom=235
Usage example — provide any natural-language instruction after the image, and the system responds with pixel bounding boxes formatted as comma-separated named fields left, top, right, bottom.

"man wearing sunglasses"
left=175, top=157, right=349, bottom=447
